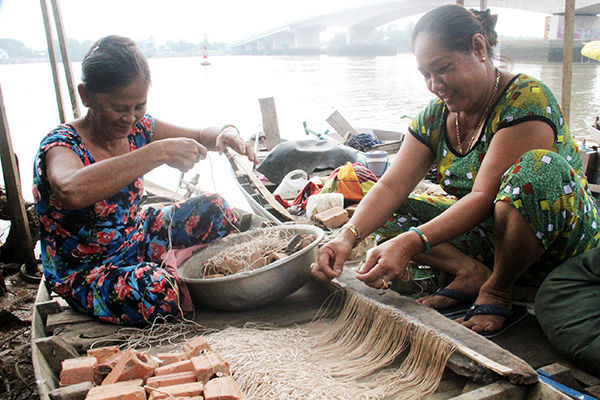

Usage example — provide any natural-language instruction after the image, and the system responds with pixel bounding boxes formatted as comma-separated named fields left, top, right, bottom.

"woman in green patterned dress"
left=312, top=4, right=600, bottom=337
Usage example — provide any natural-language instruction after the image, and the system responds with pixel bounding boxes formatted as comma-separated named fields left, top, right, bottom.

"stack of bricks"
left=53, top=336, right=246, bottom=400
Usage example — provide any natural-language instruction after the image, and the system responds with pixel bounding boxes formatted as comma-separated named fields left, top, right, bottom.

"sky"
left=0, top=0, right=550, bottom=51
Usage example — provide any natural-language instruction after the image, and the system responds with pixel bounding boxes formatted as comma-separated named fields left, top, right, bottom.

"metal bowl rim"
left=178, top=224, right=324, bottom=284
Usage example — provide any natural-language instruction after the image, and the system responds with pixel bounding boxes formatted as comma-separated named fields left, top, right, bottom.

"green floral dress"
left=377, top=74, right=600, bottom=273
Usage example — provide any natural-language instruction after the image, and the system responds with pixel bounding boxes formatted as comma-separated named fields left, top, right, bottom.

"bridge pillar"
left=244, top=43, right=254, bottom=55
left=291, top=28, right=321, bottom=55
left=257, top=40, right=269, bottom=55
left=346, top=27, right=377, bottom=45
left=272, top=35, right=284, bottom=52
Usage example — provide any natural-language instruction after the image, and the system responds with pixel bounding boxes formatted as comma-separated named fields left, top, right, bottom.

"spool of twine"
left=306, top=193, right=344, bottom=218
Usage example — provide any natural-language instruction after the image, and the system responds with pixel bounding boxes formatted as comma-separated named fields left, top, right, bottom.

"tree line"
left=0, top=24, right=536, bottom=62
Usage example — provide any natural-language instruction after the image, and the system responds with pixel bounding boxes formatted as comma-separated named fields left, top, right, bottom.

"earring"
left=481, top=57, right=487, bottom=62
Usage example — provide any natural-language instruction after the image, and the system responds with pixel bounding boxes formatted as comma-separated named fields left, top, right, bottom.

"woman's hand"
left=356, top=235, right=413, bottom=290
left=312, top=229, right=355, bottom=281
left=216, top=126, right=259, bottom=164
left=159, top=137, right=208, bottom=172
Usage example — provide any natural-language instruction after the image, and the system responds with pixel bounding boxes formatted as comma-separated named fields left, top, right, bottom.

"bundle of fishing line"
left=206, top=289, right=456, bottom=400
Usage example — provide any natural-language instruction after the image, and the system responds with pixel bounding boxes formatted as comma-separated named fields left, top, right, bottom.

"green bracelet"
left=220, top=124, right=239, bottom=134
left=409, top=227, right=431, bottom=254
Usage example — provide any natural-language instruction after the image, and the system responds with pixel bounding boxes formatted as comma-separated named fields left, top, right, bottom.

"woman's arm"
left=45, top=136, right=202, bottom=209
left=153, top=119, right=258, bottom=163
left=313, top=133, right=435, bottom=281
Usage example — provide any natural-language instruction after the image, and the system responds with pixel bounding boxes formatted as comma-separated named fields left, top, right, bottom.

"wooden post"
left=50, top=0, right=80, bottom=118
left=562, top=0, right=575, bottom=125
left=259, top=97, right=281, bottom=151
left=39, top=0, right=66, bottom=123
left=0, top=84, right=38, bottom=275
left=480, top=0, right=488, bottom=10
left=456, top=0, right=464, bottom=5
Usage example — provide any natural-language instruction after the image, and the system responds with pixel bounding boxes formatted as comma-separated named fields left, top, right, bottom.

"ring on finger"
left=381, top=277, right=392, bottom=290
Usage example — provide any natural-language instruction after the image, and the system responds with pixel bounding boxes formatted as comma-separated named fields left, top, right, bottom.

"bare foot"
left=417, top=261, right=491, bottom=310
left=457, top=285, right=512, bottom=334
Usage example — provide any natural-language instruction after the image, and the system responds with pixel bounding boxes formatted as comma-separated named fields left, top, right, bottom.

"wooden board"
left=259, top=97, right=281, bottom=151
left=227, top=152, right=295, bottom=221
left=331, top=269, right=539, bottom=386
left=326, top=110, right=358, bottom=140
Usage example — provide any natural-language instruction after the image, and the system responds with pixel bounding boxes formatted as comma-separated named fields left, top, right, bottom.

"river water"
left=1, top=54, right=600, bottom=210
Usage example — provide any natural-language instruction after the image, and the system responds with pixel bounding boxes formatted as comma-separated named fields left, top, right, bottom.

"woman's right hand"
left=159, top=137, right=208, bottom=172
left=312, top=228, right=355, bottom=281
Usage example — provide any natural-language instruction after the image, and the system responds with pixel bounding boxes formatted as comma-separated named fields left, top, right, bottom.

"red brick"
left=99, top=351, right=125, bottom=370
left=102, top=349, right=155, bottom=385
left=86, top=380, right=145, bottom=400
left=87, top=346, right=121, bottom=364
left=147, top=381, right=204, bottom=400
left=190, top=352, right=230, bottom=384
left=154, top=359, right=194, bottom=376
left=145, top=371, right=197, bottom=390
left=313, top=206, right=349, bottom=229
left=60, top=357, right=98, bottom=386
left=182, top=336, right=212, bottom=358
left=204, top=376, right=247, bottom=400
left=155, top=352, right=187, bottom=366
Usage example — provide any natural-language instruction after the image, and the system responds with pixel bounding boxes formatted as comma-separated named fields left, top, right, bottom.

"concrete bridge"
left=228, top=0, right=600, bottom=55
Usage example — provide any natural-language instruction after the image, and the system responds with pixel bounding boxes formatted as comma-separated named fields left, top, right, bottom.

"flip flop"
left=464, top=304, right=529, bottom=339
left=429, top=288, right=477, bottom=318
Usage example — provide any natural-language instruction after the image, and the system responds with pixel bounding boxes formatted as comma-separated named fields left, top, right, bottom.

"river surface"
left=1, top=54, right=600, bottom=210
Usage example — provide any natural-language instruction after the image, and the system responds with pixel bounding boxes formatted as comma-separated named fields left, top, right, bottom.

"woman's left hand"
left=216, top=126, right=259, bottom=164
left=356, top=235, right=412, bottom=290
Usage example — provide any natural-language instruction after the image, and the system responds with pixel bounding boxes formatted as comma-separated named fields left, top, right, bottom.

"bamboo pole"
left=50, top=0, right=80, bottom=118
left=39, top=0, right=66, bottom=123
left=562, top=0, right=575, bottom=125
left=0, top=84, right=38, bottom=276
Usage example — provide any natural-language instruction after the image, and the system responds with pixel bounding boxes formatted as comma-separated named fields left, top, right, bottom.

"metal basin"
left=178, top=225, right=324, bottom=311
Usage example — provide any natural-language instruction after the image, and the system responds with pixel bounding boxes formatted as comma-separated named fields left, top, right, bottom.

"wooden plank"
left=39, top=0, right=66, bottom=122
left=226, top=151, right=295, bottom=221
left=46, top=309, right=97, bottom=335
left=259, top=97, right=280, bottom=151
left=34, top=336, right=79, bottom=374
left=331, top=269, right=539, bottom=386
left=144, top=179, right=186, bottom=203
left=49, top=0, right=80, bottom=118
left=450, top=380, right=525, bottom=400
left=561, top=0, right=575, bottom=125
left=326, top=110, right=357, bottom=141
left=0, top=84, right=38, bottom=274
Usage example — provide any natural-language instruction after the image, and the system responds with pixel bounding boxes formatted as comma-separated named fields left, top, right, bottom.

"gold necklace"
left=455, top=68, right=500, bottom=154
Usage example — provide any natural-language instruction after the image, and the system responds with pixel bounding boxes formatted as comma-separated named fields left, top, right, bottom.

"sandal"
left=464, top=304, right=529, bottom=338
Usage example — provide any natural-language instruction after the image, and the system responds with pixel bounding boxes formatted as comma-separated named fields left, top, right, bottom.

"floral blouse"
left=408, top=74, right=584, bottom=199
left=33, top=115, right=155, bottom=287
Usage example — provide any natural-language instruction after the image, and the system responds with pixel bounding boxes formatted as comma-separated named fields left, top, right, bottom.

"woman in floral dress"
left=33, top=36, right=258, bottom=327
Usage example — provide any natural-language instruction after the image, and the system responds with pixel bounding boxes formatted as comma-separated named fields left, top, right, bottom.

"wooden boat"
left=31, top=257, right=600, bottom=400
left=584, top=117, right=600, bottom=144
left=29, top=180, right=600, bottom=400
left=227, top=111, right=408, bottom=225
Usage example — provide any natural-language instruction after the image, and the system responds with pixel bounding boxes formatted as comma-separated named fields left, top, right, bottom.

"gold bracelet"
left=341, top=223, right=361, bottom=248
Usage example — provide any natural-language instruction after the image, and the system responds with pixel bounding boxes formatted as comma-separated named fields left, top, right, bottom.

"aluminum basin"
left=178, top=225, right=324, bottom=311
